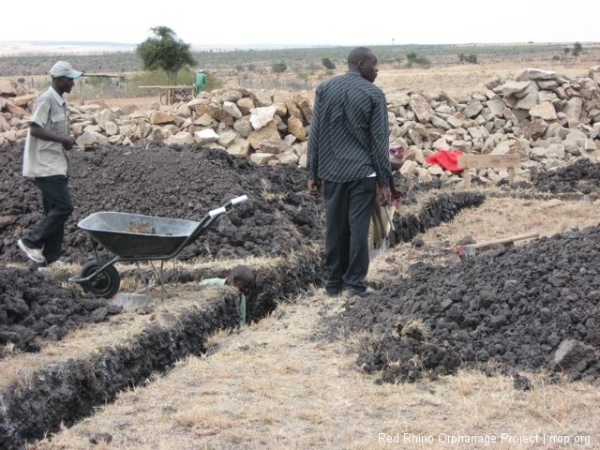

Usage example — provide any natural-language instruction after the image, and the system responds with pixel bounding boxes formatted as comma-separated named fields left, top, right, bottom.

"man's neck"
left=51, top=82, right=65, bottom=97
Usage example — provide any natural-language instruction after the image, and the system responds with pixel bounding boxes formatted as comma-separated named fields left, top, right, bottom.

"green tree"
left=406, top=52, right=418, bottom=64
left=136, top=26, right=196, bottom=83
left=465, top=54, right=478, bottom=64
left=321, top=58, right=335, bottom=70
left=573, top=42, right=583, bottom=58
left=406, top=52, right=430, bottom=68
left=271, top=62, right=287, bottom=74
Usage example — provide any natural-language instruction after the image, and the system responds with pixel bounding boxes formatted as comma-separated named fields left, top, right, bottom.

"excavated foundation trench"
left=0, top=252, right=321, bottom=449
left=2, top=143, right=600, bottom=449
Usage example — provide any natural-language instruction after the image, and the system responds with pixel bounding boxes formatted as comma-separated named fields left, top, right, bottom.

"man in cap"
left=18, top=60, right=84, bottom=268
left=195, top=69, right=208, bottom=95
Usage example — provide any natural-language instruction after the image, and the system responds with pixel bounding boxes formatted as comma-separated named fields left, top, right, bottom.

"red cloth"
left=425, top=149, right=465, bottom=173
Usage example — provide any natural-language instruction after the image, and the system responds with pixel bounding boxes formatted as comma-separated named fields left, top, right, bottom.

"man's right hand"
left=378, top=186, right=391, bottom=207
left=62, top=136, right=76, bottom=150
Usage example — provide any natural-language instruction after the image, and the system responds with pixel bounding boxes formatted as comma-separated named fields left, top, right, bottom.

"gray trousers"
left=323, top=178, right=376, bottom=293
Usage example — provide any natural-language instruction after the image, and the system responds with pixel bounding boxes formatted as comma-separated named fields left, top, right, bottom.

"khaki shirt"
left=22, top=87, right=71, bottom=178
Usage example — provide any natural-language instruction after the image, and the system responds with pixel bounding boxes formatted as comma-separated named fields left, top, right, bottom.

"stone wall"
left=1, top=66, right=599, bottom=185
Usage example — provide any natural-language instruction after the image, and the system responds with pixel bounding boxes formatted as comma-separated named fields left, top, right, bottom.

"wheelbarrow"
left=69, top=195, right=249, bottom=298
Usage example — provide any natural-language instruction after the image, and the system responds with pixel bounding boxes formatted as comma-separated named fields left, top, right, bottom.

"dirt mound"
left=341, top=225, right=600, bottom=384
left=0, top=143, right=322, bottom=265
left=0, top=267, right=121, bottom=355
left=531, top=158, right=600, bottom=195
left=1, top=143, right=326, bottom=358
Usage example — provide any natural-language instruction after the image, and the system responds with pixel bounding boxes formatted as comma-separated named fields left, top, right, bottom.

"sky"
left=2, top=0, right=599, bottom=48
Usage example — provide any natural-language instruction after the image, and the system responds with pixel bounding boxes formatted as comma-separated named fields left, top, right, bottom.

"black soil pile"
left=0, top=143, right=322, bottom=264
left=324, top=159, right=600, bottom=386
left=345, top=226, right=600, bottom=384
left=0, top=267, right=121, bottom=356
left=530, top=158, right=600, bottom=196
left=341, top=225, right=600, bottom=385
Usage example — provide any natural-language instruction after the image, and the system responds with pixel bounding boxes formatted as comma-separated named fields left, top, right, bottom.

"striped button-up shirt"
left=308, top=70, right=390, bottom=188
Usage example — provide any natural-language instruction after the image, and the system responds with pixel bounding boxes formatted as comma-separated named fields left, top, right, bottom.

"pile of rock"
left=1, top=66, right=599, bottom=185
left=392, top=66, right=600, bottom=185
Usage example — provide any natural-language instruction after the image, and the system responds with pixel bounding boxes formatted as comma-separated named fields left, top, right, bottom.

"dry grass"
left=31, top=193, right=600, bottom=449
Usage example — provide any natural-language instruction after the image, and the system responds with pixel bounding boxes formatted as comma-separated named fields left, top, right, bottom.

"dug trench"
left=0, top=143, right=599, bottom=448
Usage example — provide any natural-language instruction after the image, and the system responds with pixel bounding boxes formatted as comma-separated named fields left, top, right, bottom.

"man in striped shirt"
left=307, top=47, right=391, bottom=298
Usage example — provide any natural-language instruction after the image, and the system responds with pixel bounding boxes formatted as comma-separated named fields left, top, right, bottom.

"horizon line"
left=1, top=39, right=598, bottom=50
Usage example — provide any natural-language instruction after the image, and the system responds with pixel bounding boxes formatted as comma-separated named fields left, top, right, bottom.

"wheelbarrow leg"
left=135, top=261, right=152, bottom=299
left=148, top=260, right=168, bottom=301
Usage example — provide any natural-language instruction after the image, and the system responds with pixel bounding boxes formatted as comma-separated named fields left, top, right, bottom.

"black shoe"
left=320, top=287, right=342, bottom=297
left=346, top=287, right=377, bottom=298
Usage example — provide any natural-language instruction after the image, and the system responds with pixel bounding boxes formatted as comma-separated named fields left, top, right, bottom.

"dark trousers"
left=323, top=178, right=376, bottom=292
left=23, top=175, right=74, bottom=264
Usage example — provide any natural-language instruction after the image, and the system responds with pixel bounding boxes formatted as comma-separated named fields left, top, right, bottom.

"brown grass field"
left=4, top=46, right=600, bottom=449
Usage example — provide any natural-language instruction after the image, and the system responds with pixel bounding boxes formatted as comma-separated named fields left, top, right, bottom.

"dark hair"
left=348, top=47, right=373, bottom=66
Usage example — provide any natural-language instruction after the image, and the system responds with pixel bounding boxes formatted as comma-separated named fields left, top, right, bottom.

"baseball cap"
left=48, top=61, right=83, bottom=79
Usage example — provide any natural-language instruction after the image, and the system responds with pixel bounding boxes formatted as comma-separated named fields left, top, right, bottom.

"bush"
left=406, top=52, right=430, bottom=68
left=321, top=58, right=335, bottom=70
left=271, top=62, right=287, bottom=74
left=465, top=54, right=478, bottom=64
left=458, top=53, right=478, bottom=64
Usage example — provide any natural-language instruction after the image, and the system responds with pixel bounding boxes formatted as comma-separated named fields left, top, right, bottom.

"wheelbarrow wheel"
left=79, top=260, right=121, bottom=299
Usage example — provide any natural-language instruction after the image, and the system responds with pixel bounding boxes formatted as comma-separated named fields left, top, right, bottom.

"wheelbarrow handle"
left=209, top=206, right=226, bottom=218
left=208, top=195, right=249, bottom=218
left=230, top=195, right=248, bottom=205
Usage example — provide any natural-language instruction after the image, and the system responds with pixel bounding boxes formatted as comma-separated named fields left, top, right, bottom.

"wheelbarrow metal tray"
left=78, top=212, right=200, bottom=258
